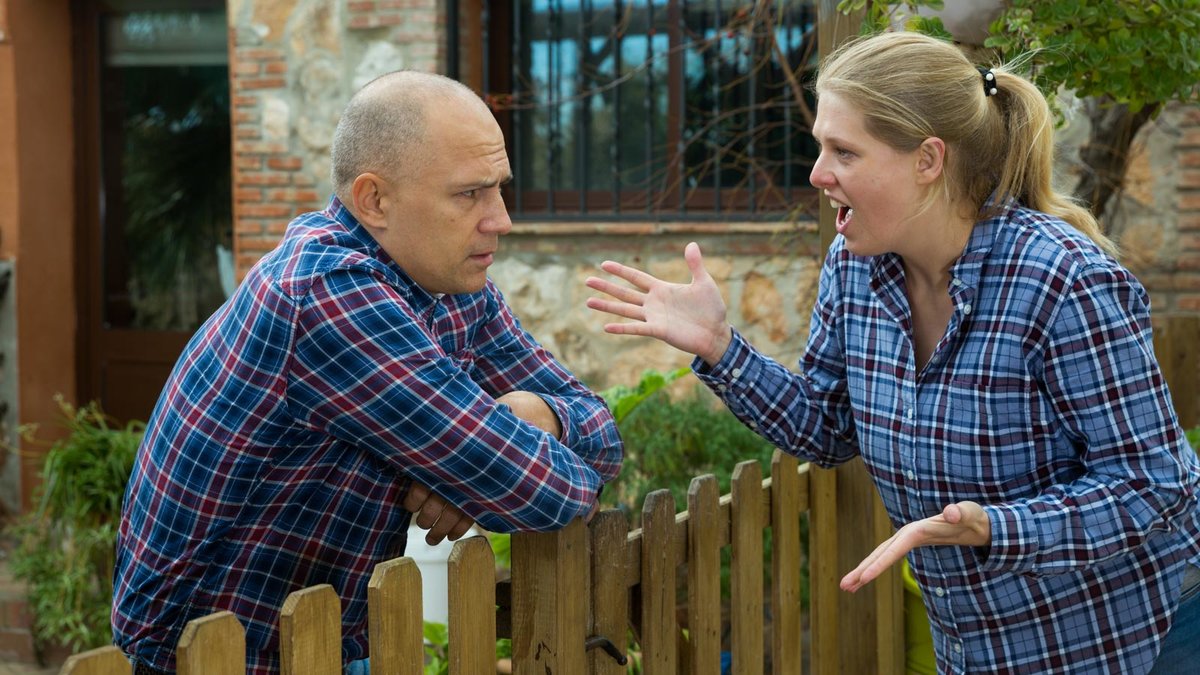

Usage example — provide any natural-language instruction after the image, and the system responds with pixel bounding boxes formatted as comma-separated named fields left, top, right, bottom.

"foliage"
left=4, top=397, right=144, bottom=653
left=420, top=621, right=512, bottom=674
left=598, top=371, right=778, bottom=521
left=984, top=0, right=1200, bottom=115
left=1187, top=426, right=1200, bottom=452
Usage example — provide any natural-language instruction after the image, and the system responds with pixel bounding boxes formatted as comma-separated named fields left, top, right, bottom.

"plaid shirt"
left=112, top=198, right=622, bottom=673
left=696, top=205, right=1200, bottom=674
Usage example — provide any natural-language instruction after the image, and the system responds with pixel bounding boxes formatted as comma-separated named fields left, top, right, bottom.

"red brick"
left=349, top=15, right=378, bottom=29
left=1174, top=295, right=1200, bottom=311
left=267, top=157, right=304, bottom=171
left=266, top=188, right=321, bottom=203
left=238, top=204, right=293, bottom=218
left=237, top=77, right=287, bottom=91
left=235, top=188, right=263, bottom=202
left=1183, top=151, right=1200, bottom=169
left=1181, top=192, right=1200, bottom=211
left=232, top=61, right=261, bottom=76
left=293, top=173, right=316, bottom=187
left=235, top=127, right=261, bottom=139
left=238, top=172, right=292, bottom=186
left=240, top=235, right=284, bottom=250
left=236, top=47, right=286, bottom=61
left=264, top=61, right=289, bottom=75
left=233, top=95, right=259, bottom=107
left=1183, top=129, right=1200, bottom=148
left=1176, top=254, right=1200, bottom=271
left=236, top=156, right=262, bottom=171
left=1182, top=171, right=1200, bottom=189
left=234, top=140, right=288, bottom=154
left=349, top=0, right=377, bottom=10
left=1181, top=214, right=1200, bottom=231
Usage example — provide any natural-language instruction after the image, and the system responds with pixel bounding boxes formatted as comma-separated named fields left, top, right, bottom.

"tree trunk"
left=1072, top=96, right=1159, bottom=227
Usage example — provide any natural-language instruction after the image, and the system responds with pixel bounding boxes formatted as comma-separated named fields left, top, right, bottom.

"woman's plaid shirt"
left=696, top=205, right=1200, bottom=674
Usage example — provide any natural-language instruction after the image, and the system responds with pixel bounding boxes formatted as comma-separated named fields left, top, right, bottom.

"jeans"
left=1150, top=564, right=1200, bottom=673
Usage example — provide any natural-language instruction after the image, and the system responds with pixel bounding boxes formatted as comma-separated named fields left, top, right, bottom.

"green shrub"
left=5, top=397, right=143, bottom=653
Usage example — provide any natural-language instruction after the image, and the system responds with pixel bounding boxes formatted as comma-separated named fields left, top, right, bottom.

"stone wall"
left=226, top=1, right=1200, bottom=392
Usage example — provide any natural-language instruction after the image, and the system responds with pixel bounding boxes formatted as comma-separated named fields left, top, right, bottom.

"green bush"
left=4, top=397, right=143, bottom=653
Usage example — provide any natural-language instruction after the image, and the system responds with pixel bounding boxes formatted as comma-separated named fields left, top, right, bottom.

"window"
left=463, top=0, right=819, bottom=221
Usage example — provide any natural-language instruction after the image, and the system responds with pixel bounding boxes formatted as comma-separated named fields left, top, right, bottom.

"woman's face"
left=809, top=91, right=927, bottom=258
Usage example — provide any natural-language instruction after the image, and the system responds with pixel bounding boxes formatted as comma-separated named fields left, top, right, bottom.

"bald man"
left=112, top=72, right=623, bottom=675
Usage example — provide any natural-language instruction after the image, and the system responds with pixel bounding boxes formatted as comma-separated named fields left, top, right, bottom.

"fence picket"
left=589, top=510, right=630, bottom=674
left=368, top=557, right=424, bottom=675
left=771, top=452, right=804, bottom=675
left=731, top=460, right=764, bottom=674
left=687, top=474, right=722, bottom=675
left=59, top=646, right=131, bottom=675
left=279, top=584, right=342, bottom=675
left=641, top=489, right=678, bottom=673
left=448, top=535, right=497, bottom=673
left=177, top=611, right=244, bottom=675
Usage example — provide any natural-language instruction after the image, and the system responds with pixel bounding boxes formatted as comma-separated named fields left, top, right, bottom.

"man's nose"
left=480, top=188, right=512, bottom=235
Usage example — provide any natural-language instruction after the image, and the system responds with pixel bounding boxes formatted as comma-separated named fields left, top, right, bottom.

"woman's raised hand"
left=585, top=242, right=733, bottom=365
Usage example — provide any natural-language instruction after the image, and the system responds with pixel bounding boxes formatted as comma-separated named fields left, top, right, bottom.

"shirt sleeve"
left=981, top=262, right=1198, bottom=574
left=464, top=281, right=623, bottom=482
left=285, top=267, right=612, bottom=533
left=692, top=248, right=858, bottom=467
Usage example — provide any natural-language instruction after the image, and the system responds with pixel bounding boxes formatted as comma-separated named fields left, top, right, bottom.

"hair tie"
left=977, top=66, right=998, bottom=97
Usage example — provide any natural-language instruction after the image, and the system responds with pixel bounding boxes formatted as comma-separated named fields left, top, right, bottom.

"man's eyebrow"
left=457, top=173, right=514, bottom=190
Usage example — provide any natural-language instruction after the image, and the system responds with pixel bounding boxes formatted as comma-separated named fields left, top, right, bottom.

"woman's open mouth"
left=831, top=198, right=853, bottom=234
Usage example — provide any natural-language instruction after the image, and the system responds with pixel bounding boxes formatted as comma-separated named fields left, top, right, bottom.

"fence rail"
left=59, top=451, right=904, bottom=674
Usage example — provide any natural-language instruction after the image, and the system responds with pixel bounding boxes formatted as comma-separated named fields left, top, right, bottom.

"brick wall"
left=1178, top=106, right=1200, bottom=312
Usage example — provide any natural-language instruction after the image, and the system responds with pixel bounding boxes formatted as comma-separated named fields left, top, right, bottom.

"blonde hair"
left=815, top=32, right=1116, bottom=256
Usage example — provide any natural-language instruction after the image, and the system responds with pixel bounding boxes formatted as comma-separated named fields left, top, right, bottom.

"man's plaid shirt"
left=696, top=204, right=1200, bottom=673
left=112, top=198, right=622, bottom=673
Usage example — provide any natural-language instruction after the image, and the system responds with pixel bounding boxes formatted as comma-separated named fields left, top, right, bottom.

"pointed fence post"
left=369, top=557, right=424, bottom=675
left=280, top=584, right=342, bottom=675
left=178, top=611, right=244, bottom=675
left=640, top=489, right=677, bottom=672
left=511, top=519, right=588, bottom=674
left=60, top=646, right=131, bottom=675
left=448, top=535, right=497, bottom=673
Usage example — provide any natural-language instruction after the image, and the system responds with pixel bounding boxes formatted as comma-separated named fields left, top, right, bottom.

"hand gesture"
left=585, top=242, right=733, bottom=365
left=402, top=482, right=476, bottom=546
left=840, top=501, right=990, bottom=593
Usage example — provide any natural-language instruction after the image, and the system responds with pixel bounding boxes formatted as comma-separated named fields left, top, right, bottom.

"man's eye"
left=461, top=189, right=479, bottom=198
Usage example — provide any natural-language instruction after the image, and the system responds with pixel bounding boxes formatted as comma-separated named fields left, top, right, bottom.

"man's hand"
left=402, top=482, right=475, bottom=547
left=840, top=501, right=990, bottom=593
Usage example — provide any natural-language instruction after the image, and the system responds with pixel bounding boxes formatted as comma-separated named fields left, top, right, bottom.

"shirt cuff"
left=979, top=503, right=1039, bottom=573
left=692, top=329, right=755, bottom=388
left=539, top=393, right=572, bottom=445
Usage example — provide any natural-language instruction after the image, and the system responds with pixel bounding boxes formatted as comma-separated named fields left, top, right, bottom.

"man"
left=112, top=71, right=623, bottom=674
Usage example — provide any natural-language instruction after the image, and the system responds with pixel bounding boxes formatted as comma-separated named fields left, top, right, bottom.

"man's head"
left=330, top=71, right=513, bottom=295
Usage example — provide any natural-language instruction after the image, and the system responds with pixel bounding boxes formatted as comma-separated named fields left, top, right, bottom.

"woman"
left=586, top=31, right=1200, bottom=673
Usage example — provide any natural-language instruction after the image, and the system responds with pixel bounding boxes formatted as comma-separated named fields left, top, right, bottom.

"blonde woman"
left=587, top=31, right=1200, bottom=673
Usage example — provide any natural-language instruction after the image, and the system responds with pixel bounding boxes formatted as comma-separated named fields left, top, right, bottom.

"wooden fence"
left=58, top=451, right=906, bottom=674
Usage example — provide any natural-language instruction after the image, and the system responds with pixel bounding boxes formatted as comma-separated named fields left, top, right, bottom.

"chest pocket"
left=932, top=375, right=1037, bottom=497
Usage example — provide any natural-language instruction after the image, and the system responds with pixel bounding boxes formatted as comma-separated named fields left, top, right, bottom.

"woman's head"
left=813, top=31, right=1114, bottom=254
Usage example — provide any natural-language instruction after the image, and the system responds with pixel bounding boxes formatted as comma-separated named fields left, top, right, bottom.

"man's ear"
left=915, top=137, right=946, bottom=185
left=350, top=173, right=389, bottom=231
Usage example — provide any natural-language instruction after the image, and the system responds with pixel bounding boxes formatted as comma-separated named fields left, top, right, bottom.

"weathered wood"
left=771, top=452, right=803, bottom=675
left=449, top=535, right=497, bottom=673
left=590, top=510, right=631, bottom=674
left=808, top=464, right=839, bottom=675
left=60, top=646, right=131, bottom=675
left=1155, top=314, right=1200, bottom=429
left=178, top=611, right=244, bottom=675
left=730, top=461, right=764, bottom=675
left=641, top=489, right=678, bottom=672
left=511, top=521, right=587, bottom=674
left=687, top=474, right=722, bottom=675
left=279, top=584, right=342, bottom=675
left=368, top=557, right=424, bottom=675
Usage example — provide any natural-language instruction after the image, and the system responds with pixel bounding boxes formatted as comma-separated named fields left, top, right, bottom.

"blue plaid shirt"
left=696, top=204, right=1200, bottom=673
left=112, top=198, right=622, bottom=673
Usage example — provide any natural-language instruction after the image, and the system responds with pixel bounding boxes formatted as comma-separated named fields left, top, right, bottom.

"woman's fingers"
left=584, top=275, right=646, bottom=306
left=597, top=259, right=662, bottom=291
left=585, top=297, right=647, bottom=324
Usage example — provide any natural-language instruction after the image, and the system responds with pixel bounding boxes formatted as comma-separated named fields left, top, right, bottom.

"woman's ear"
left=915, top=137, right=947, bottom=185
left=350, top=173, right=389, bottom=231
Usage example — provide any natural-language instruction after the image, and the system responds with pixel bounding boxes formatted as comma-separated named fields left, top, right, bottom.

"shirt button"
left=906, top=408, right=914, bottom=419
left=953, top=643, right=962, bottom=654
left=961, top=303, right=973, bottom=315
left=731, top=368, right=742, bottom=378
left=748, top=421, right=758, bottom=430
left=717, top=384, right=727, bottom=393
left=934, top=587, right=946, bottom=597
left=906, top=470, right=916, bottom=481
